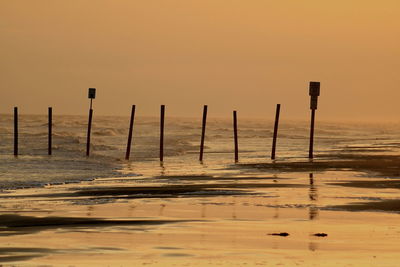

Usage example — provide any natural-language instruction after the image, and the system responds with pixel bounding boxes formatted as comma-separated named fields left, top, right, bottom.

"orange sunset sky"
left=1, top=0, right=399, bottom=120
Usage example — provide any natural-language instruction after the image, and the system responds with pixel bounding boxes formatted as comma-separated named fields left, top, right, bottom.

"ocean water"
left=1, top=114, right=400, bottom=189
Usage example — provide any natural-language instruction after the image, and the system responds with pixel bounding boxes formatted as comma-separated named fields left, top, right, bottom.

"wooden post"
left=160, top=105, right=165, bottom=162
left=14, top=107, right=18, bottom=156
left=309, top=109, right=315, bottom=159
left=86, top=104, right=93, bottom=157
left=199, top=105, right=208, bottom=161
left=48, top=107, right=52, bottom=155
left=125, top=105, right=136, bottom=160
left=233, top=110, right=239, bottom=162
left=86, top=88, right=96, bottom=157
left=271, top=104, right=281, bottom=160
left=308, top=81, right=320, bottom=159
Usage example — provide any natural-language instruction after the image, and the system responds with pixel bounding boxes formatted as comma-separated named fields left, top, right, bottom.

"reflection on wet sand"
left=0, top=214, right=190, bottom=237
left=232, top=196, right=237, bottom=220
left=159, top=162, right=166, bottom=176
left=86, top=205, right=94, bottom=217
left=159, top=204, right=166, bottom=216
left=308, top=173, right=320, bottom=251
left=201, top=203, right=206, bottom=218
left=308, top=241, right=318, bottom=252
left=309, top=173, right=319, bottom=220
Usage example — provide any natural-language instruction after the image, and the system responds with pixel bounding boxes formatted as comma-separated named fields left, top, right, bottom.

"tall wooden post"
left=48, top=107, right=52, bottom=155
left=125, top=105, right=136, bottom=160
left=233, top=110, right=239, bottom=162
left=199, top=105, right=208, bottom=161
left=271, top=104, right=281, bottom=160
left=160, top=105, right=165, bottom=162
left=86, top=105, right=93, bottom=157
left=308, top=82, right=320, bottom=159
left=86, top=88, right=96, bottom=157
left=14, top=107, right=18, bottom=156
left=309, top=109, right=316, bottom=159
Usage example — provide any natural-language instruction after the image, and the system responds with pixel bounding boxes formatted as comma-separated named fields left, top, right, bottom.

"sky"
left=1, top=0, right=399, bottom=120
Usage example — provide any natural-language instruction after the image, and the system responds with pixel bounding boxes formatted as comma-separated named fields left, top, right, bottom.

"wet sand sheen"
left=236, top=154, right=400, bottom=177
left=1, top=156, right=400, bottom=266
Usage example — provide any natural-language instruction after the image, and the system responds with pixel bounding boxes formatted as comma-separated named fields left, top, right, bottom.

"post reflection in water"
left=87, top=205, right=94, bottom=217
left=273, top=201, right=280, bottom=219
left=159, top=162, right=165, bottom=176
left=128, top=204, right=136, bottom=217
left=309, top=241, right=318, bottom=252
left=272, top=174, right=280, bottom=219
left=308, top=173, right=320, bottom=252
left=308, top=173, right=319, bottom=220
left=201, top=203, right=206, bottom=218
left=159, top=204, right=166, bottom=216
left=232, top=196, right=237, bottom=220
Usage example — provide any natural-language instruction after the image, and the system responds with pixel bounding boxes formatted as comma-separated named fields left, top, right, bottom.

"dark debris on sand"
left=313, top=233, right=328, bottom=237
left=268, top=232, right=290, bottom=237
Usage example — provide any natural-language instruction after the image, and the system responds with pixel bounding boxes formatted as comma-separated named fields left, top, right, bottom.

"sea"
left=1, top=114, right=400, bottom=190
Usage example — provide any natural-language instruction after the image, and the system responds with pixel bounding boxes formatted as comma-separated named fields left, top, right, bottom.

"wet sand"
left=1, top=155, right=400, bottom=266
left=236, top=154, right=400, bottom=177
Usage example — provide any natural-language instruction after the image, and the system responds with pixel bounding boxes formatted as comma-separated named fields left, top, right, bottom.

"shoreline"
left=0, top=154, right=400, bottom=265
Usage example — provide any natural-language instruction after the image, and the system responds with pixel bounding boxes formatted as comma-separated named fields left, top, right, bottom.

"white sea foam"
left=1, top=114, right=400, bottom=189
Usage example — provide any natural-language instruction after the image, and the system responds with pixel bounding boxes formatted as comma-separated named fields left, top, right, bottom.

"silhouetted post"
left=48, top=107, right=52, bottom=155
left=308, top=82, right=320, bottom=159
left=309, top=109, right=315, bottom=158
left=199, top=105, right=208, bottom=161
left=14, top=107, right=18, bottom=156
left=125, top=105, right=136, bottom=160
left=86, top=88, right=96, bottom=157
left=233, top=110, right=239, bottom=162
left=160, top=105, right=165, bottom=161
left=271, top=104, right=281, bottom=160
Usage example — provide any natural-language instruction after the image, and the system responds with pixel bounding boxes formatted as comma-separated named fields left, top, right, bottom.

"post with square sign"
left=308, top=82, right=320, bottom=159
left=86, top=88, right=96, bottom=156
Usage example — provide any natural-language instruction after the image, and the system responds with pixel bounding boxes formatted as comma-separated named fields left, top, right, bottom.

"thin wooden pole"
left=308, top=81, right=320, bottom=159
left=14, top=107, right=18, bottom=156
left=233, top=110, right=239, bottom=162
left=125, top=105, right=136, bottom=160
left=86, top=99, right=93, bottom=157
left=271, top=104, right=281, bottom=160
left=309, top=109, right=316, bottom=159
left=48, top=107, right=52, bottom=155
left=199, top=105, right=208, bottom=161
left=160, top=105, right=165, bottom=162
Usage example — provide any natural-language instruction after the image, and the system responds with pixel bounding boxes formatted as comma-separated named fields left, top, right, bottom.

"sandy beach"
left=1, top=154, right=400, bottom=266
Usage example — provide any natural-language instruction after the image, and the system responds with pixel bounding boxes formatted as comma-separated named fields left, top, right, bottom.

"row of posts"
left=10, top=82, right=320, bottom=162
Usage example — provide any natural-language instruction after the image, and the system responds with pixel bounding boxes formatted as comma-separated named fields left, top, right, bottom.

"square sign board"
left=309, top=82, right=320, bottom=96
left=88, top=88, right=96, bottom=99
